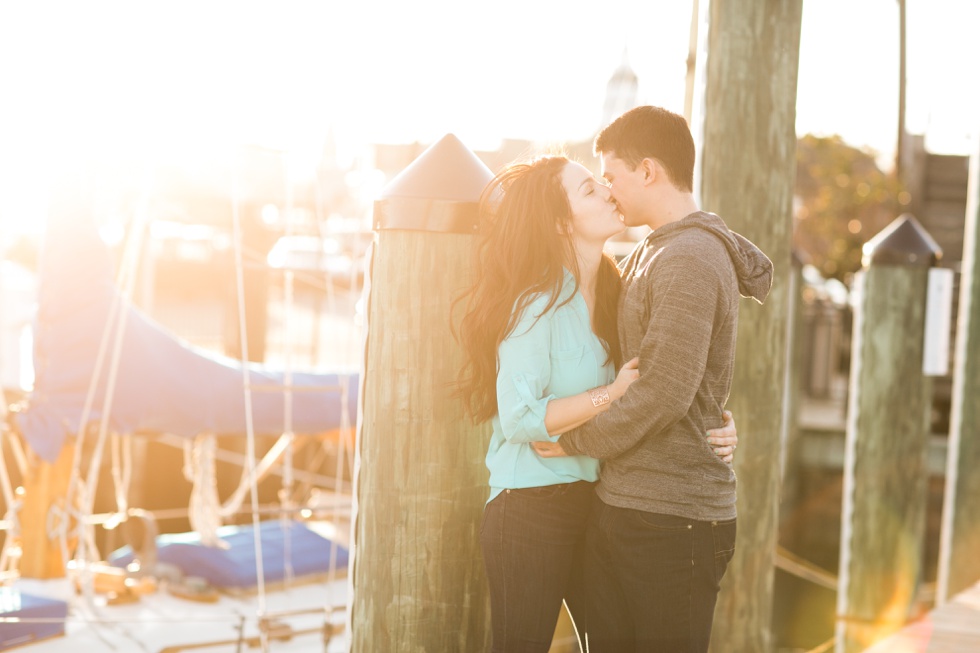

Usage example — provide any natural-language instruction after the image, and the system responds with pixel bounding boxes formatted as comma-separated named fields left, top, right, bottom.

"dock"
left=861, top=580, right=980, bottom=652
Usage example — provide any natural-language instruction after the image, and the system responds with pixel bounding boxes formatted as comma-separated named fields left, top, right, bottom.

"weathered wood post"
left=937, top=141, right=980, bottom=602
left=698, top=1, right=803, bottom=651
left=835, top=215, right=942, bottom=653
left=779, top=253, right=806, bottom=516
left=349, top=135, right=493, bottom=651
left=19, top=443, right=75, bottom=578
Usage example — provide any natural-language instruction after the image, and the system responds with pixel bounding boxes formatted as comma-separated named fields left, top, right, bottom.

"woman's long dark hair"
left=454, top=155, right=622, bottom=423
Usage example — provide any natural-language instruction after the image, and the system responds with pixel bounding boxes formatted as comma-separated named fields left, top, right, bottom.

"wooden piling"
left=19, top=442, right=75, bottom=578
left=836, top=215, right=942, bottom=653
left=698, top=1, right=803, bottom=651
left=349, top=135, right=493, bottom=652
left=937, top=143, right=980, bottom=602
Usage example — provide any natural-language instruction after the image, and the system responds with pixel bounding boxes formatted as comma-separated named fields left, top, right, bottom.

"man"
left=533, top=105, right=772, bottom=651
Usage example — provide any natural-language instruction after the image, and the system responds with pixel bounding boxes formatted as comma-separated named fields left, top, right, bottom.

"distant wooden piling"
left=836, top=215, right=942, bottom=653
left=698, top=1, right=803, bottom=651
left=349, top=135, right=493, bottom=652
left=938, top=143, right=980, bottom=602
left=779, top=254, right=806, bottom=516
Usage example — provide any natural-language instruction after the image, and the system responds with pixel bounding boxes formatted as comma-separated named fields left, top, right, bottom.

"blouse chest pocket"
left=551, top=345, right=588, bottom=362
left=548, top=345, right=595, bottom=397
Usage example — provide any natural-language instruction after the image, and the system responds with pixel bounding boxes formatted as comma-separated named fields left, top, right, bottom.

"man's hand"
left=533, top=412, right=737, bottom=461
left=531, top=440, right=569, bottom=458
left=708, top=410, right=737, bottom=463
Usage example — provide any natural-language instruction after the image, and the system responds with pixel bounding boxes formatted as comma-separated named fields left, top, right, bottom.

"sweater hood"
left=652, top=211, right=773, bottom=304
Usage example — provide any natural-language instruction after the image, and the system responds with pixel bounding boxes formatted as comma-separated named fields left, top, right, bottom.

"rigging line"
left=327, top=375, right=354, bottom=581
left=310, top=144, right=355, bottom=630
left=288, top=431, right=343, bottom=502
left=70, top=181, right=154, bottom=636
left=66, top=179, right=152, bottom=583
left=803, top=637, right=835, bottom=653
left=317, top=162, right=360, bottom=591
left=230, top=154, right=268, bottom=623
left=77, top=499, right=353, bottom=525
left=281, top=154, right=296, bottom=590
left=4, top=423, right=27, bottom=479
left=0, top=423, right=16, bottom=510
left=216, top=432, right=297, bottom=517
left=244, top=382, right=346, bottom=393
left=97, top=204, right=151, bottom=519
left=80, top=183, right=151, bottom=549
left=775, top=545, right=837, bottom=591
left=66, top=265, right=125, bottom=536
left=0, top=425, right=20, bottom=577
left=155, top=431, right=349, bottom=490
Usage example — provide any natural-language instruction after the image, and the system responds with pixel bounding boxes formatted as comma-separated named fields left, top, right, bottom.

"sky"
left=0, top=0, right=977, bottom=233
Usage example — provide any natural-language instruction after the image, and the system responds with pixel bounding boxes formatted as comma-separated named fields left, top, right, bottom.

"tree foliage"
left=793, top=134, right=908, bottom=281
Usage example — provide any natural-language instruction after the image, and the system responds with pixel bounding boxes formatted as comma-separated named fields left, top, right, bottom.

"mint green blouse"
left=486, top=271, right=615, bottom=502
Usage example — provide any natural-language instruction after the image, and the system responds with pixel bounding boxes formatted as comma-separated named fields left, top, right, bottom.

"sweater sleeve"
left=560, top=251, right=726, bottom=458
left=495, top=298, right=558, bottom=444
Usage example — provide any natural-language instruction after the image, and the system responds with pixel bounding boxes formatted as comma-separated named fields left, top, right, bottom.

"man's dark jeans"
left=582, top=495, right=737, bottom=653
left=480, top=481, right=594, bottom=653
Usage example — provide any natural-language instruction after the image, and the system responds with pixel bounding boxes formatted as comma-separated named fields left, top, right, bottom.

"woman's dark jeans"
left=582, top=494, right=737, bottom=653
left=480, top=481, right=595, bottom=653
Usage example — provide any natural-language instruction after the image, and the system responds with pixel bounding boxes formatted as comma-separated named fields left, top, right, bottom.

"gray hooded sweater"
left=560, top=211, right=772, bottom=521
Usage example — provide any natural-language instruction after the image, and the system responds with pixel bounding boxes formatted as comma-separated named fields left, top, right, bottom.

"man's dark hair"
left=594, top=106, right=695, bottom=192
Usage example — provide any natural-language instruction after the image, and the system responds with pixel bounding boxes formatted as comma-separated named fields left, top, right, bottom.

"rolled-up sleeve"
left=495, top=299, right=556, bottom=443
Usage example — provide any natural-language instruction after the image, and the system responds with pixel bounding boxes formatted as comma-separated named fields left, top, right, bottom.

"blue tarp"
left=108, top=520, right=349, bottom=588
left=0, top=587, right=67, bottom=648
left=15, top=192, right=359, bottom=463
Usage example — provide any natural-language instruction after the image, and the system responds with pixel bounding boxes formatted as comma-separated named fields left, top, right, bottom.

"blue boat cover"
left=0, top=587, right=67, bottom=649
left=108, top=519, right=349, bottom=588
left=15, top=189, right=359, bottom=462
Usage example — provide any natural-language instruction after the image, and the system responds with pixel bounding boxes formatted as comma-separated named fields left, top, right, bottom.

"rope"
left=109, top=432, right=134, bottom=526
left=309, top=149, right=360, bottom=643
left=803, top=636, right=835, bottom=653
left=280, top=155, right=296, bottom=590
left=183, top=434, right=227, bottom=549
left=230, top=158, right=268, bottom=627
left=67, top=181, right=151, bottom=572
left=0, top=409, right=16, bottom=511
left=327, top=375, right=353, bottom=579
left=0, top=420, right=22, bottom=578
left=775, top=545, right=838, bottom=591
left=0, top=383, right=23, bottom=578
left=182, top=431, right=300, bottom=546
left=4, top=419, right=27, bottom=478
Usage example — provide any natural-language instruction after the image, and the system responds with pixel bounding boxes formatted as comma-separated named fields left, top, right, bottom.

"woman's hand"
left=531, top=440, right=567, bottom=458
left=708, top=410, right=737, bottom=463
left=608, top=357, right=640, bottom=401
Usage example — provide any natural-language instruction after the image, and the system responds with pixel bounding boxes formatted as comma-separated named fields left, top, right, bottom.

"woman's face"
left=560, top=161, right=625, bottom=247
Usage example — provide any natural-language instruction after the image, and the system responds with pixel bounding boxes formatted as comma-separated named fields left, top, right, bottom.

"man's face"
left=600, top=152, right=646, bottom=228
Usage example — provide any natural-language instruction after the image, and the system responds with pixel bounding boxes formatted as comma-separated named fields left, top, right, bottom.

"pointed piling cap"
left=375, top=134, right=494, bottom=233
left=862, top=213, right=942, bottom=268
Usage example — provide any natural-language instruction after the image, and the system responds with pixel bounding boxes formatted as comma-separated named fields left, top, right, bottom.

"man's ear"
left=639, top=158, right=658, bottom=186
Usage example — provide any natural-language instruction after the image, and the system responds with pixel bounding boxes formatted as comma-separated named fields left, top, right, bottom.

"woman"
left=455, top=155, right=735, bottom=652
